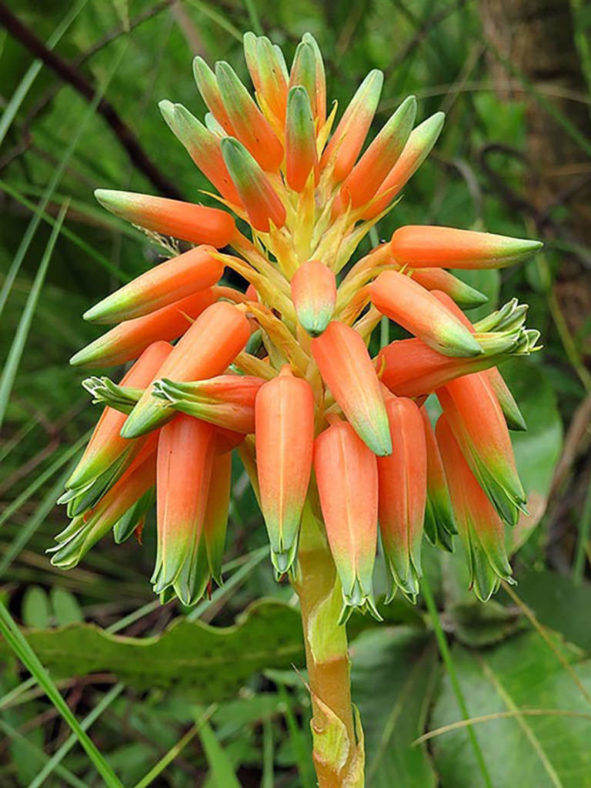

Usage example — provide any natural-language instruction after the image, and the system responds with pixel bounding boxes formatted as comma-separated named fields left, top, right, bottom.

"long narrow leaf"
left=0, top=0, right=89, bottom=145
left=29, top=682, right=125, bottom=788
left=0, top=719, right=86, bottom=788
left=0, top=179, right=129, bottom=281
left=0, top=41, right=129, bottom=318
left=0, top=202, right=68, bottom=429
left=0, top=602, right=123, bottom=787
left=0, top=202, right=68, bottom=427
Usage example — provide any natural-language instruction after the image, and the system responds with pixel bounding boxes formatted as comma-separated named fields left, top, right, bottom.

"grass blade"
left=198, top=719, right=241, bottom=788
left=0, top=463, right=74, bottom=578
left=0, top=719, right=86, bottom=788
left=0, top=432, right=89, bottom=529
left=0, top=602, right=123, bottom=787
left=0, top=179, right=129, bottom=281
left=0, top=40, right=129, bottom=319
left=421, top=575, right=494, bottom=788
left=132, top=719, right=203, bottom=788
left=0, top=201, right=68, bottom=429
left=0, top=0, right=89, bottom=146
left=29, top=683, right=125, bottom=788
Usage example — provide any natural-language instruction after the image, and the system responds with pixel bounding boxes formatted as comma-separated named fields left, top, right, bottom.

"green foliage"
left=0, top=599, right=304, bottom=696
left=351, top=627, right=438, bottom=787
left=430, top=632, right=591, bottom=787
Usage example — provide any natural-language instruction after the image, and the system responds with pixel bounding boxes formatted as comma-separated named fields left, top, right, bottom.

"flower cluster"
left=53, top=33, right=542, bottom=616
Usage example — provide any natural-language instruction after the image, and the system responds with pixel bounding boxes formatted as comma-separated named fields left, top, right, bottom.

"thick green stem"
left=292, top=503, right=364, bottom=787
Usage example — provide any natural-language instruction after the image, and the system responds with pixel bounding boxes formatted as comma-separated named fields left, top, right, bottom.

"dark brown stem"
left=0, top=1, right=183, bottom=199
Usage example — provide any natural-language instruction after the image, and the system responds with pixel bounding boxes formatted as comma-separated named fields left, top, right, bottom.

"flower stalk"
left=293, top=505, right=364, bottom=787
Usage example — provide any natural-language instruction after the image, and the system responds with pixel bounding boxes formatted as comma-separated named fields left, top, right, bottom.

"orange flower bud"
left=153, top=414, right=216, bottom=605
left=340, top=95, right=416, bottom=209
left=311, top=321, right=392, bottom=456
left=71, top=289, right=216, bottom=368
left=83, top=246, right=223, bottom=324
left=216, top=61, right=283, bottom=171
left=51, top=436, right=157, bottom=569
left=314, top=419, right=379, bottom=617
left=436, top=414, right=513, bottom=601
left=202, top=452, right=232, bottom=584
left=285, top=87, right=318, bottom=192
left=255, top=367, right=314, bottom=572
left=321, top=70, right=383, bottom=182
left=361, top=112, right=444, bottom=219
left=291, top=260, right=336, bottom=336
left=65, top=342, right=172, bottom=496
left=390, top=225, right=542, bottom=270
left=159, top=101, right=243, bottom=205
left=437, top=374, right=526, bottom=525
left=244, top=33, right=288, bottom=123
left=121, top=302, right=251, bottom=439
left=377, top=397, right=426, bottom=600
left=94, top=190, right=236, bottom=248
left=221, top=138, right=286, bottom=232
left=369, top=270, right=483, bottom=357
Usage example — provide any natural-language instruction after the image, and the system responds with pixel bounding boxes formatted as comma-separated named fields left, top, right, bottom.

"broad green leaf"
left=430, top=631, right=591, bottom=787
left=351, top=627, right=438, bottom=787
left=500, top=359, right=563, bottom=552
left=447, top=598, right=525, bottom=648
left=506, top=570, right=591, bottom=654
left=0, top=600, right=304, bottom=698
left=22, top=586, right=51, bottom=629
left=50, top=587, right=84, bottom=626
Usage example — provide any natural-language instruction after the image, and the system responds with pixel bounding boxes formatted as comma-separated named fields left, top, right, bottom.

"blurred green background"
left=0, top=0, right=590, bottom=785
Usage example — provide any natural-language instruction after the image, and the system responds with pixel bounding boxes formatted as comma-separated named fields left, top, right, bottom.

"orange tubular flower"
left=321, top=69, right=383, bottom=182
left=377, top=397, right=427, bottom=600
left=437, top=373, right=526, bottom=525
left=291, top=260, right=336, bottom=336
left=221, top=138, right=286, bottom=232
left=159, top=101, right=243, bottom=206
left=360, top=112, right=444, bottom=220
left=121, top=302, right=251, bottom=439
left=244, top=33, right=288, bottom=124
left=255, top=367, right=315, bottom=572
left=215, top=61, right=283, bottom=172
left=436, top=414, right=513, bottom=600
left=57, top=32, right=540, bottom=628
left=202, top=452, right=232, bottom=585
left=285, top=86, right=318, bottom=192
left=378, top=337, right=501, bottom=397
left=94, top=190, right=236, bottom=248
left=420, top=407, right=457, bottom=551
left=154, top=374, right=264, bottom=434
left=71, top=289, right=216, bottom=368
left=314, top=419, right=379, bottom=618
left=51, top=436, right=157, bottom=569
left=153, top=414, right=216, bottom=605
left=369, top=270, right=483, bottom=357
left=340, top=95, right=416, bottom=210
left=390, top=225, right=542, bottom=270
left=83, top=246, right=223, bottom=324
left=63, top=342, right=172, bottom=505
left=311, top=321, right=392, bottom=456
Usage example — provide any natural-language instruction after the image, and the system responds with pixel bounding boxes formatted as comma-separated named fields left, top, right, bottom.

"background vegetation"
left=0, top=0, right=590, bottom=784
